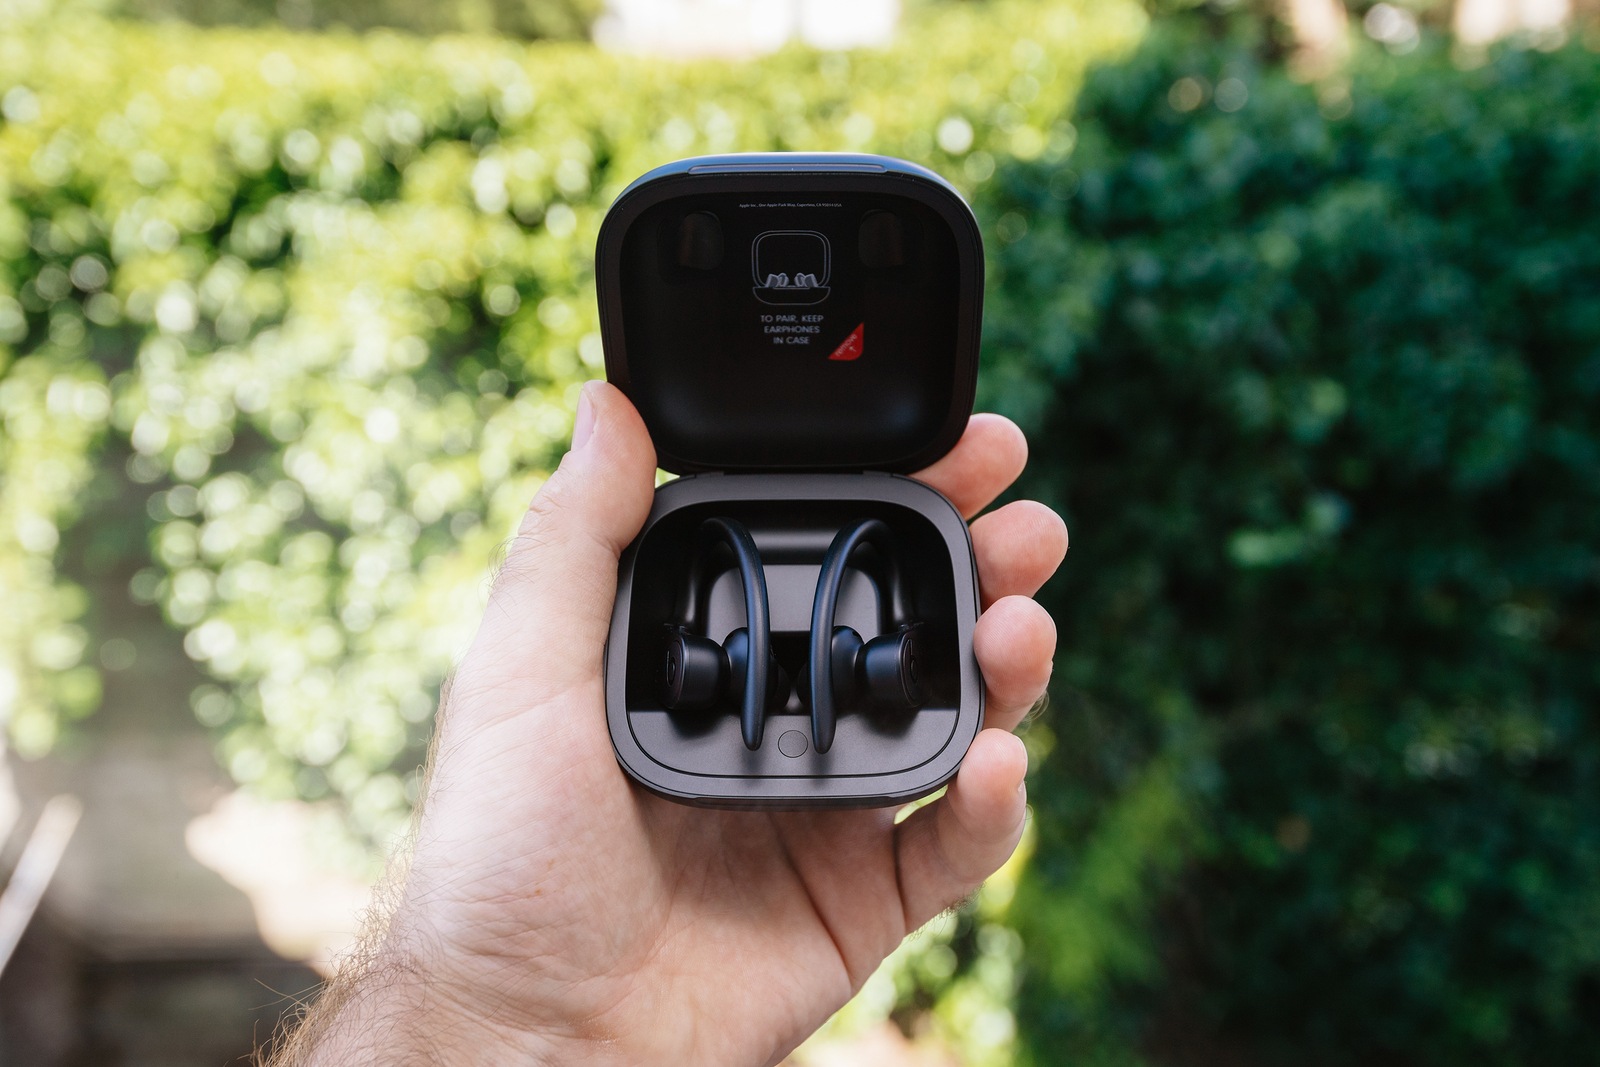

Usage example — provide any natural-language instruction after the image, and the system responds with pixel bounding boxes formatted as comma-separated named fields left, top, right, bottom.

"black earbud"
left=661, top=516, right=788, bottom=750
left=801, top=518, right=924, bottom=753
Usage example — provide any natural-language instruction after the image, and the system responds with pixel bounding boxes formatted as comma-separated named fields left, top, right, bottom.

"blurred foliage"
left=7, top=0, right=1600, bottom=1061
left=979, top=20, right=1600, bottom=1066
left=0, top=2, right=1143, bottom=1062
left=117, top=0, right=595, bottom=39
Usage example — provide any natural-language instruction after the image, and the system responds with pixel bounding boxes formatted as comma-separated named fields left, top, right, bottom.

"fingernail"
left=572, top=383, right=598, bottom=452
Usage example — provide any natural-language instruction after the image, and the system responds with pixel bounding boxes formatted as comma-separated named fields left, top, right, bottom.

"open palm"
left=289, top=382, right=1065, bottom=1067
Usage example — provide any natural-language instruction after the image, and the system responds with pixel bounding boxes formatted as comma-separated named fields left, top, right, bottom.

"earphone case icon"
left=752, top=230, right=831, bottom=305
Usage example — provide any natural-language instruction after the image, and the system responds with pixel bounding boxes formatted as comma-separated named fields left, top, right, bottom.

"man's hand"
left=271, top=381, right=1066, bottom=1067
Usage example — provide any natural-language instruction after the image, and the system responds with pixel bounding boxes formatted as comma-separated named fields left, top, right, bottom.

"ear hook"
left=808, top=518, right=913, bottom=753
left=677, top=516, right=771, bottom=750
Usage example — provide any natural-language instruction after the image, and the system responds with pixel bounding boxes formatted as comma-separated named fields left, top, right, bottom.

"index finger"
left=911, top=414, right=1028, bottom=519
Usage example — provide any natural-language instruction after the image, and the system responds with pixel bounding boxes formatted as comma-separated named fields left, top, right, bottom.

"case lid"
left=597, top=154, right=984, bottom=474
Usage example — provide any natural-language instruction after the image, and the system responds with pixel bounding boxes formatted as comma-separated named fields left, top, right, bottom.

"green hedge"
left=8, top=3, right=1599, bottom=1061
left=104, top=0, right=599, bottom=40
left=0, top=0, right=1141, bottom=822
left=979, top=24, right=1600, bottom=1065
left=0, top=4, right=1141, bottom=1062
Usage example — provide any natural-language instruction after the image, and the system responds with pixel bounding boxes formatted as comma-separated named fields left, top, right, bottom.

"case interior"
left=623, top=496, right=961, bottom=777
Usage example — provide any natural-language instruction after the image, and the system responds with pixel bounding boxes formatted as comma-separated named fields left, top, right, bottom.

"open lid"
left=597, top=154, right=983, bottom=474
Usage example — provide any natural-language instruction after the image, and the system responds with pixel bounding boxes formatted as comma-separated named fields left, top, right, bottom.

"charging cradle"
left=600, top=154, right=985, bottom=808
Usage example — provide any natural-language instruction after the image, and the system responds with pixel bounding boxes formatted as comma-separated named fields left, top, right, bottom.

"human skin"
left=266, top=381, right=1067, bottom=1067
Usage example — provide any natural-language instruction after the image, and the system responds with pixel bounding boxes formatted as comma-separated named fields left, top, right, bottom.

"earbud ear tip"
left=796, top=626, right=863, bottom=709
left=724, top=627, right=792, bottom=712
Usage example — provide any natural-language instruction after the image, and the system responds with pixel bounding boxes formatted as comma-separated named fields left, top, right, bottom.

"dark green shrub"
left=980, top=24, right=1600, bottom=1066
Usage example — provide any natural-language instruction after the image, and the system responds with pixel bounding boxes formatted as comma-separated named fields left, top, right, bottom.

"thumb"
left=461, top=380, right=656, bottom=706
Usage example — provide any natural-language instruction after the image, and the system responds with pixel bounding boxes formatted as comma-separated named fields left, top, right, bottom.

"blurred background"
left=1, top=0, right=1598, bottom=1062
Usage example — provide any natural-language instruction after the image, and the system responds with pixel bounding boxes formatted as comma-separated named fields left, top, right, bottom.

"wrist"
left=270, top=936, right=572, bottom=1067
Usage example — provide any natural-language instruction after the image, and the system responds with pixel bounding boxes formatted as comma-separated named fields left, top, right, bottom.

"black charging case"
left=600, top=154, right=985, bottom=808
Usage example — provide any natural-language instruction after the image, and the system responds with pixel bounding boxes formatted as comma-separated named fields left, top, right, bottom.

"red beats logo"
left=828, top=323, right=864, bottom=362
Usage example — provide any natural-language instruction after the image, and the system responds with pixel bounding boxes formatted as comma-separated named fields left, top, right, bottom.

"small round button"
left=778, top=730, right=809, bottom=758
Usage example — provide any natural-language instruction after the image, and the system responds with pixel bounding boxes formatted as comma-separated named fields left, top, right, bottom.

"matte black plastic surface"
left=597, top=154, right=984, bottom=474
left=605, top=473, right=982, bottom=808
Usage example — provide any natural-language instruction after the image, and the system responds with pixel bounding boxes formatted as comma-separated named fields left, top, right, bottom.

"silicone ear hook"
left=807, top=518, right=919, bottom=753
left=668, top=516, right=774, bottom=750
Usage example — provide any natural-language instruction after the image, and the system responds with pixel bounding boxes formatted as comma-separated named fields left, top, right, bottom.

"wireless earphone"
left=803, top=518, right=925, bottom=753
left=661, top=516, right=789, bottom=750
left=662, top=515, right=926, bottom=755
